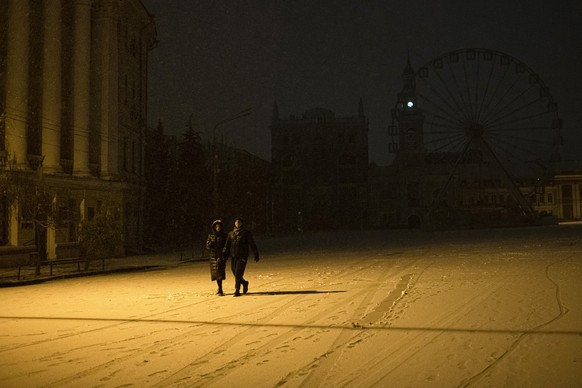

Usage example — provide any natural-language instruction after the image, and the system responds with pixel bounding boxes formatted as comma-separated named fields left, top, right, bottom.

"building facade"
left=0, top=0, right=156, bottom=262
left=270, top=102, right=369, bottom=231
left=542, top=169, right=582, bottom=221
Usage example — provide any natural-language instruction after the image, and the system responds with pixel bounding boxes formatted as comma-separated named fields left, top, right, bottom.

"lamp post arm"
left=211, top=107, right=252, bottom=215
left=211, top=107, right=253, bottom=142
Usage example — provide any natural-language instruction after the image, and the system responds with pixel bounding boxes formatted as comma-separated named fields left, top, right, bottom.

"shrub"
left=78, top=203, right=122, bottom=260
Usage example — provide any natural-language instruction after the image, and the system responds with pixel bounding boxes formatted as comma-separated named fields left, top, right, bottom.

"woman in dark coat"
left=205, top=219, right=227, bottom=296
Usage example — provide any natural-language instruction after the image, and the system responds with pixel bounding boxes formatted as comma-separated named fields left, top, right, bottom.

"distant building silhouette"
left=269, top=52, right=582, bottom=231
left=0, top=1, right=157, bottom=261
left=208, top=139, right=271, bottom=233
left=270, top=102, right=369, bottom=231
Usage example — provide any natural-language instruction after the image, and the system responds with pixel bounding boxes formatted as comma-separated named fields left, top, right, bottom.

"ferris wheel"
left=390, top=48, right=562, bottom=223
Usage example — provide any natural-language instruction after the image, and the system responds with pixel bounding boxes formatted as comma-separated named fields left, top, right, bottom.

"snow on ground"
left=0, top=224, right=581, bottom=387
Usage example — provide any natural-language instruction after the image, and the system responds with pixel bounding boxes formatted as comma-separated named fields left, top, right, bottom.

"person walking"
left=205, top=219, right=227, bottom=296
left=222, top=218, right=260, bottom=297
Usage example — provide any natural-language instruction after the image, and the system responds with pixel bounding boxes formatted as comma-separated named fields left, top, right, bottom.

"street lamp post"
left=212, top=108, right=252, bottom=216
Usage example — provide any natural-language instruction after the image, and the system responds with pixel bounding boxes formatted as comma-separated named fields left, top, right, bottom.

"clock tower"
left=392, top=55, right=429, bottom=228
left=394, top=55, right=426, bottom=167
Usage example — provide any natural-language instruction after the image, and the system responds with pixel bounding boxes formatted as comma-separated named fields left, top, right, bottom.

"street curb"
left=0, top=265, right=165, bottom=288
left=0, top=257, right=209, bottom=288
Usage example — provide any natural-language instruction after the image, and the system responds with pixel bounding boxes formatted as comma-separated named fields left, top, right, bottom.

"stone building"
left=542, top=166, right=582, bottom=221
left=270, top=102, right=369, bottom=231
left=0, top=0, right=157, bottom=262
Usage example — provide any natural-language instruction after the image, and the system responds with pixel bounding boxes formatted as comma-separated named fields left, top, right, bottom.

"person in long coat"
left=205, top=219, right=227, bottom=296
left=222, top=218, right=260, bottom=297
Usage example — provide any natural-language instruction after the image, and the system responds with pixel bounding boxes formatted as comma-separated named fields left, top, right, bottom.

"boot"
left=217, top=280, right=224, bottom=296
left=242, top=280, right=249, bottom=294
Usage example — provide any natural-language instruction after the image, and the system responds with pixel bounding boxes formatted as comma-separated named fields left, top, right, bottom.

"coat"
left=206, top=220, right=227, bottom=281
left=222, top=226, right=259, bottom=262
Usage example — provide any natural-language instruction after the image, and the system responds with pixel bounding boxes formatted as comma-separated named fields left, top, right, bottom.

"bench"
left=17, top=254, right=105, bottom=280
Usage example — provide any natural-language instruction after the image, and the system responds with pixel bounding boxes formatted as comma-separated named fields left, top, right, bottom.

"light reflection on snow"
left=0, top=225, right=581, bottom=386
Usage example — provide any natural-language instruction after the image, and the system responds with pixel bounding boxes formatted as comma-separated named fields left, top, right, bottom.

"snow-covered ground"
left=1, top=224, right=581, bottom=387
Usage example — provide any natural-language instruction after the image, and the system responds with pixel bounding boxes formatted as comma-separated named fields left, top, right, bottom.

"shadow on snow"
left=1, top=316, right=580, bottom=336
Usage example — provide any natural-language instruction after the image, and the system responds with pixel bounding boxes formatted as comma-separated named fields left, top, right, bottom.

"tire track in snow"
left=336, top=270, right=515, bottom=386
left=0, top=256, right=376, bottom=354
left=38, top=286, right=344, bottom=387
left=166, top=259, right=426, bottom=385
left=275, top=255, right=431, bottom=387
left=4, top=259, right=381, bottom=386
left=2, top=251, right=463, bottom=386
left=0, top=296, right=215, bottom=353
left=152, top=256, right=416, bottom=387
left=459, top=257, right=572, bottom=387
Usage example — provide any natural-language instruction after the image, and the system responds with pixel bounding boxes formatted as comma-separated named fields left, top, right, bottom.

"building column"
left=5, top=0, right=30, bottom=168
left=79, top=198, right=86, bottom=223
left=574, top=183, right=581, bottom=219
left=94, top=0, right=119, bottom=179
left=46, top=195, right=57, bottom=259
left=72, top=0, right=92, bottom=176
left=8, top=202, right=19, bottom=246
left=41, top=0, right=63, bottom=173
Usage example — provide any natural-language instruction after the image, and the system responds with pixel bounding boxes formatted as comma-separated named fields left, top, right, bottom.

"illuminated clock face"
left=407, top=101, right=414, bottom=108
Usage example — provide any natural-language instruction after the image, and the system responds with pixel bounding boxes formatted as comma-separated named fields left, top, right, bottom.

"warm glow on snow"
left=1, top=225, right=581, bottom=386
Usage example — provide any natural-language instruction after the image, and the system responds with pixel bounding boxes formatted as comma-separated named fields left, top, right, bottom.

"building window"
left=131, top=141, right=136, bottom=172
left=407, top=182, right=420, bottom=207
left=562, top=185, right=572, bottom=200
left=407, top=128, right=416, bottom=145
left=131, top=35, right=137, bottom=56
left=0, top=195, right=8, bottom=245
left=124, top=74, right=128, bottom=106
left=58, top=199, right=78, bottom=242
left=125, top=202, right=132, bottom=219
left=123, top=138, right=128, bottom=171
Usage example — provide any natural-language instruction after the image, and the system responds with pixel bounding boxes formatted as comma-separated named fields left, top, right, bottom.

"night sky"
left=141, top=0, right=582, bottom=165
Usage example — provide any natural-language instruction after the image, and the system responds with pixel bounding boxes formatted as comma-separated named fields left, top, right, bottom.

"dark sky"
left=141, top=0, right=582, bottom=165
